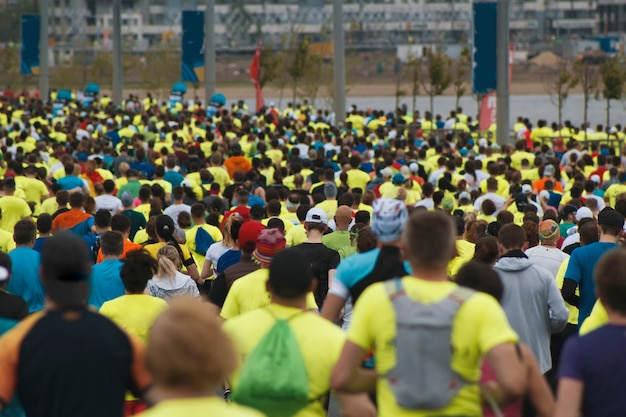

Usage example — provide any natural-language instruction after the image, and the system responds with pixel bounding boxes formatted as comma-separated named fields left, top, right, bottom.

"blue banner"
left=181, top=11, right=205, bottom=83
left=472, top=2, right=497, bottom=94
left=21, top=14, right=40, bottom=75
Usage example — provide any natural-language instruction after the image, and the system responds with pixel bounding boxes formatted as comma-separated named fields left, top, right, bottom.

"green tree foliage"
left=545, top=61, right=578, bottom=125
left=259, top=44, right=281, bottom=89
left=421, top=51, right=453, bottom=116
left=600, top=57, right=625, bottom=127
left=286, top=35, right=312, bottom=104
left=573, top=60, right=600, bottom=131
left=0, top=0, right=38, bottom=43
left=404, top=53, right=420, bottom=116
left=452, top=46, right=471, bottom=110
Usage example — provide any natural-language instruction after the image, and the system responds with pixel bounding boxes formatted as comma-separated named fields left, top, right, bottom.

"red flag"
left=250, top=41, right=263, bottom=112
left=479, top=92, right=497, bottom=131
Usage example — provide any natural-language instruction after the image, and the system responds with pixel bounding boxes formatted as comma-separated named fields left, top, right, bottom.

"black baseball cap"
left=598, top=207, right=624, bottom=229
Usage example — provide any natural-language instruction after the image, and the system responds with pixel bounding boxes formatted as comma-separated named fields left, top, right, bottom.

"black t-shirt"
left=0, top=291, right=28, bottom=320
left=297, top=243, right=340, bottom=308
left=4, top=309, right=146, bottom=417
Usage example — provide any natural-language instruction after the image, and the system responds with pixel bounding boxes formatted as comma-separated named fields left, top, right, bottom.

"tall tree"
left=286, top=35, right=312, bottom=104
left=600, top=57, right=625, bottom=128
left=404, top=53, right=421, bottom=116
left=544, top=60, right=578, bottom=125
left=452, top=46, right=472, bottom=110
left=573, top=60, right=600, bottom=134
left=421, top=51, right=453, bottom=117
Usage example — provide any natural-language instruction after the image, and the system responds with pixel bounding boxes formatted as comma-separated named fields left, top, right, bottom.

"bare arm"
left=483, top=343, right=527, bottom=402
left=320, top=293, right=346, bottom=323
left=200, top=260, right=213, bottom=281
left=554, top=378, right=583, bottom=417
left=330, top=341, right=377, bottom=393
left=186, top=263, right=201, bottom=283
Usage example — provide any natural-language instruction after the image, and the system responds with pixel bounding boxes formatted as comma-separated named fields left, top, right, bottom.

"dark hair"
left=103, top=179, right=116, bottom=194
left=14, top=220, right=36, bottom=245
left=473, top=236, right=499, bottom=265
left=354, top=210, right=370, bottom=225
left=121, top=250, right=158, bottom=293
left=173, top=186, right=184, bottom=200
left=94, top=209, right=112, bottom=229
left=456, top=261, right=503, bottom=302
left=37, top=213, right=53, bottom=234
left=190, top=203, right=206, bottom=220
left=579, top=221, right=599, bottom=245
left=177, top=211, right=192, bottom=229
left=267, top=217, right=285, bottom=234
left=498, top=224, right=527, bottom=251
left=100, top=231, right=124, bottom=257
left=522, top=221, right=539, bottom=249
left=595, top=249, right=626, bottom=315
left=69, top=192, right=84, bottom=208
left=111, top=214, right=131, bottom=233
left=268, top=248, right=313, bottom=298
left=155, top=215, right=186, bottom=262
left=356, top=226, right=377, bottom=253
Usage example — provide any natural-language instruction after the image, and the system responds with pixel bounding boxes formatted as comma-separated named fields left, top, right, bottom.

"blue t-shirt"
left=88, top=259, right=125, bottom=309
left=163, top=171, right=184, bottom=189
left=559, top=324, right=626, bottom=417
left=7, top=248, right=44, bottom=313
left=32, top=237, right=51, bottom=253
left=565, top=241, right=619, bottom=326
left=56, top=175, right=84, bottom=191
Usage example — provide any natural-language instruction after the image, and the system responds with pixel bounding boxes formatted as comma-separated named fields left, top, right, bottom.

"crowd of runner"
left=0, top=89, right=625, bottom=417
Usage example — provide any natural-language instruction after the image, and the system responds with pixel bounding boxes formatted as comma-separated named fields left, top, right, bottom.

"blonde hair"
left=221, top=216, right=237, bottom=247
left=156, top=245, right=181, bottom=280
left=146, top=298, right=237, bottom=390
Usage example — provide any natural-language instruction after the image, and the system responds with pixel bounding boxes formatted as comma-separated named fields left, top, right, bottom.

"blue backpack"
left=194, top=227, right=215, bottom=257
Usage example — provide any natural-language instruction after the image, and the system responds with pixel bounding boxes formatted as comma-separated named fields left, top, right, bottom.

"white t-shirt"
left=163, top=203, right=191, bottom=227
left=525, top=245, right=569, bottom=278
left=95, top=194, right=123, bottom=214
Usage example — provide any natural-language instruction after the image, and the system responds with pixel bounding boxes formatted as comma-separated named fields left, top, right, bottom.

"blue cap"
left=392, top=173, right=405, bottom=185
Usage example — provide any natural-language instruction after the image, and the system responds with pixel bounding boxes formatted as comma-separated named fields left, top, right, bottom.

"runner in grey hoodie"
left=494, top=224, right=569, bottom=375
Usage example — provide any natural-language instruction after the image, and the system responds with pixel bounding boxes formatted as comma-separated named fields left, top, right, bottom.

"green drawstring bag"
left=231, top=312, right=310, bottom=417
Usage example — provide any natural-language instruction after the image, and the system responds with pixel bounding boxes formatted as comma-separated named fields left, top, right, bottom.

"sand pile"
left=530, top=51, right=563, bottom=67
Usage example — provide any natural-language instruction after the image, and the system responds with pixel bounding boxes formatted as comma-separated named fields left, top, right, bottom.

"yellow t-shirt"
left=285, top=224, right=307, bottom=247
left=555, top=259, right=579, bottom=326
left=0, top=228, right=16, bottom=253
left=185, top=224, right=224, bottom=271
left=99, top=294, right=168, bottom=344
left=224, top=304, right=345, bottom=417
left=348, top=277, right=518, bottom=417
left=207, top=166, right=232, bottom=191
left=579, top=300, right=608, bottom=335
left=603, top=183, right=626, bottom=208
left=315, top=200, right=338, bottom=218
left=144, top=241, right=196, bottom=273
left=138, top=397, right=263, bottom=417
left=261, top=216, right=294, bottom=232
left=221, top=269, right=318, bottom=320
left=0, top=196, right=32, bottom=233
left=448, top=239, right=475, bottom=278
left=346, top=169, right=371, bottom=191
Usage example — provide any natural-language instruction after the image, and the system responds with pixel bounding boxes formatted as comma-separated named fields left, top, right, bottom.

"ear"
left=522, top=241, right=529, bottom=251
left=265, top=280, right=272, bottom=294
left=497, top=242, right=506, bottom=254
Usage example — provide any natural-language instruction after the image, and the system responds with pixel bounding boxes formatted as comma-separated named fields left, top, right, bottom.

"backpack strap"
left=447, top=286, right=476, bottom=305
left=383, top=277, right=404, bottom=299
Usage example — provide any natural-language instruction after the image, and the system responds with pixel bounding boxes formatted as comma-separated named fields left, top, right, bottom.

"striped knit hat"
left=253, top=228, right=286, bottom=265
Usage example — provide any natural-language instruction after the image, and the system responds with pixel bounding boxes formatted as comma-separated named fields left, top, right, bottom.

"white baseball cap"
left=521, top=184, right=532, bottom=194
left=304, top=207, right=328, bottom=225
left=576, top=207, right=593, bottom=222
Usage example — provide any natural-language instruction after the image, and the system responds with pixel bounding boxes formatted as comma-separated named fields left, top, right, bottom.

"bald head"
left=334, top=205, right=353, bottom=231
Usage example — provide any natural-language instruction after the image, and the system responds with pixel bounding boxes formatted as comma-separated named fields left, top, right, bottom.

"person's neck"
left=193, top=219, right=205, bottom=225
left=271, top=296, right=307, bottom=310
left=174, top=200, right=183, bottom=205
left=606, top=309, right=626, bottom=326
left=542, top=242, right=558, bottom=248
left=599, top=233, right=619, bottom=243
left=377, top=240, right=402, bottom=249
left=410, top=266, right=448, bottom=282
left=148, top=386, right=215, bottom=403
left=306, top=231, right=324, bottom=243
left=39, top=232, right=52, bottom=238
left=102, top=255, right=120, bottom=261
